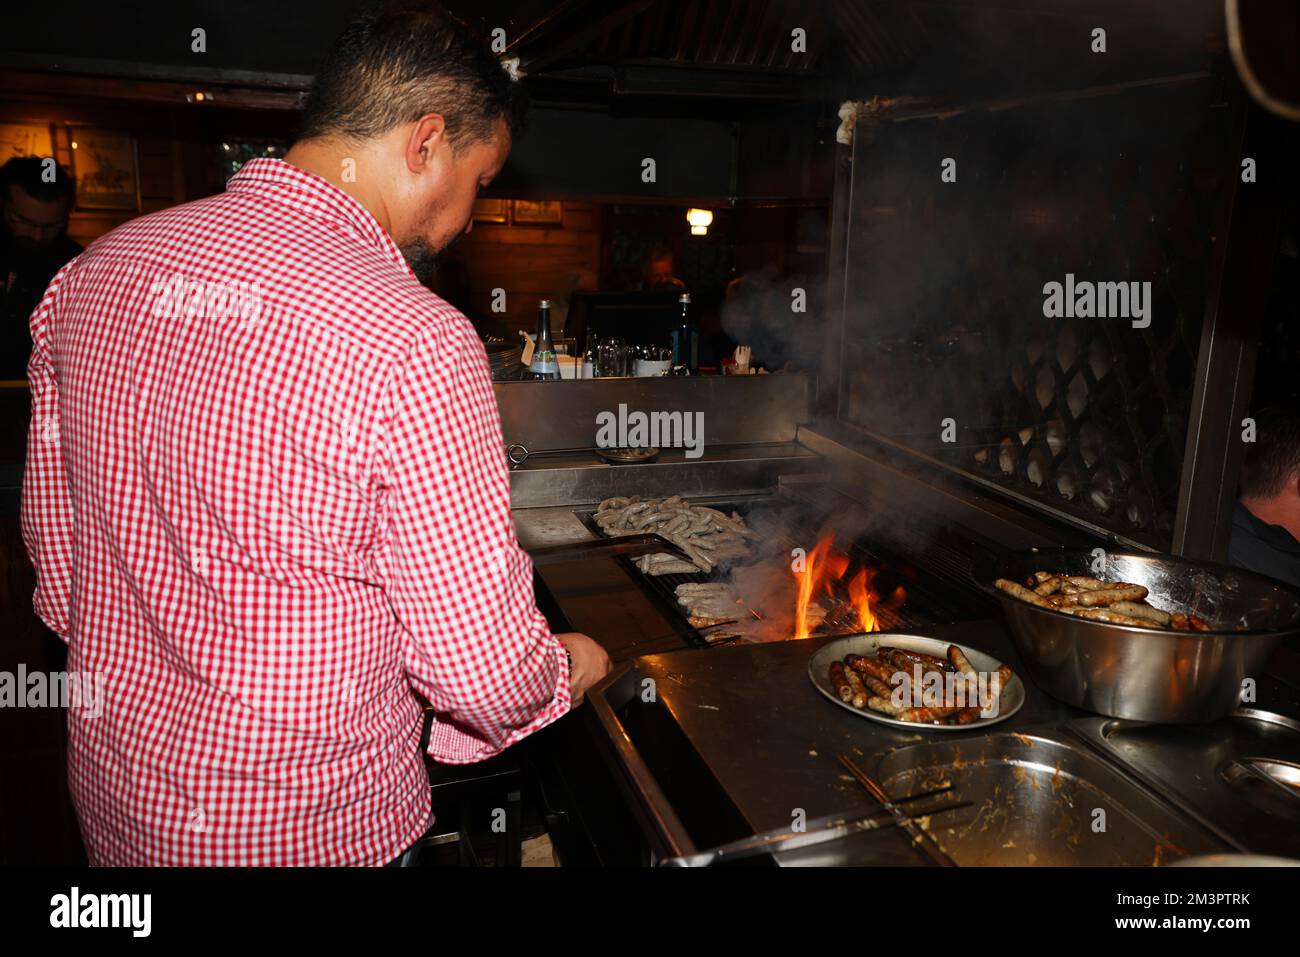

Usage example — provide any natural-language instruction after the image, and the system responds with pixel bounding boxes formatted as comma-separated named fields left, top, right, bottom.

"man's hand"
left=555, top=632, right=611, bottom=707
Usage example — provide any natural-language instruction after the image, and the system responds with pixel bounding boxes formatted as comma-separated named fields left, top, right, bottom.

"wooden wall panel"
left=453, top=201, right=602, bottom=334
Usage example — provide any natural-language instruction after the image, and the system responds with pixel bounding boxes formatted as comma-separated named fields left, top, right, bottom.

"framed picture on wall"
left=512, top=200, right=563, bottom=226
left=472, top=198, right=509, bottom=224
left=68, top=127, right=139, bottom=211
left=0, top=122, right=54, bottom=162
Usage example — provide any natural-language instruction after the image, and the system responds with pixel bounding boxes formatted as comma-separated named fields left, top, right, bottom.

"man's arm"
left=375, top=315, right=570, bottom=762
left=20, top=265, right=76, bottom=642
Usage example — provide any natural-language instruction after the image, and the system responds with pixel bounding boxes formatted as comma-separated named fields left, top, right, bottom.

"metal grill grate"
left=579, top=497, right=992, bottom=644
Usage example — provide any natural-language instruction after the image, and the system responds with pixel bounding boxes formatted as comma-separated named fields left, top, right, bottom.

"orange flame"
left=793, top=537, right=833, bottom=640
left=848, top=568, right=878, bottom=633
left=792, top=534, right=903, bottom=638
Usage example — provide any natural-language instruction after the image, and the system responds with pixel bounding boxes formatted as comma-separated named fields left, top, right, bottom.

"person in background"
left=636, top=244, right=685, bottom=292
left=0, top=157, right=81, bottom=380
left=1229, top=403, right=1300, bottom=588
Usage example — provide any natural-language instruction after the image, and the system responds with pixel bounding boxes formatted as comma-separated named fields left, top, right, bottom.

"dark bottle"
left=525, top=299, right=561, bottom=380
left=670, top=293, right=698, bottom=373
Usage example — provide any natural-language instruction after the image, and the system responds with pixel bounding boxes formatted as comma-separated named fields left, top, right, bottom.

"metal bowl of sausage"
left=974, top=548, right=1300, bottom=724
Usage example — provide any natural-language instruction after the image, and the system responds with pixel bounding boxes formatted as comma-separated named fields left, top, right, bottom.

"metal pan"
left=807, top=633, right=1024, bottom=732
left=974, top=547, right=1300, bottom=723
left=595, top=446, right=661, bottom=465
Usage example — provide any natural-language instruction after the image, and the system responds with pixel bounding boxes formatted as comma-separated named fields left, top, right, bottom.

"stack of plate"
left=484, top=336, right=524, bottom=380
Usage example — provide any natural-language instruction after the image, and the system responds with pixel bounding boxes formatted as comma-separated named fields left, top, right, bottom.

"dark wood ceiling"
left=0, top=0, right=1228, bottom=110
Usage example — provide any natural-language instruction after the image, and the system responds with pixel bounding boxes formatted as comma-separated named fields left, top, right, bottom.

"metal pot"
left=974, top=548, right=1300, bottom=723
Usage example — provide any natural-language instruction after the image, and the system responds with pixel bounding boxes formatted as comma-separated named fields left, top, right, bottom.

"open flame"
left=792, top=534, right=903, bottom=638
left=848, top=567, right=878, bottom=633
left=793, top=537, right=830, bottom=640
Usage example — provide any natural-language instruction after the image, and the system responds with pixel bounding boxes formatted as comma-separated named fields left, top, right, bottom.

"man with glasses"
left=0, top=157, right=81, bottom=380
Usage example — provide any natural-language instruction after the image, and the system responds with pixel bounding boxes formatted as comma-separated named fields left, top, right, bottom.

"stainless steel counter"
left=588, top=622, right=1300, bottom=865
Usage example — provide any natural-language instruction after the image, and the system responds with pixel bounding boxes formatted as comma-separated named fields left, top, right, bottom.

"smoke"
left=721, top=265, right=827, bottom=371
left=701, top=486, right=967, bottom=642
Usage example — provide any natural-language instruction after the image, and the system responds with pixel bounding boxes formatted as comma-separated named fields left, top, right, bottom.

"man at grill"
left=1230, top=403, right=1300, bottom=589
left=21, top=3, right=609, bottom=866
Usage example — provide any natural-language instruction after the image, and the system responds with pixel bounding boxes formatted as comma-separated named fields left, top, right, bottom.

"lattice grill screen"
left=840, top=83, right=1237, bottom=548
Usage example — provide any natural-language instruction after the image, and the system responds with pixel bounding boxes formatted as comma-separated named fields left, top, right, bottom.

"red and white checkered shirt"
left=21, top=158, right=570, bottom=866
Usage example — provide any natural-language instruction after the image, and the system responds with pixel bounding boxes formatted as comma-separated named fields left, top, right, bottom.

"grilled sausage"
left=880, top=646, right=951, bottom=672
left=1061, top=576, right=1109, bottom=591
left=1110, top=601, right=1171, bottom=627
left=946, top=644, right=978, bottom=681
left=898, top=706, right=959, bottom=724
left=861, top=674, right=893, bottom=698
left=848, top=654, right=898, bottom=687
left=996, top=664, right=1013, bottom=698
left=830, top=662, right=853, bottom=702
left=1077, top=585, right=1149, bottom=607
left=1034, top=576, right=1064, bottom=596
left=995, top=578, right=1057, bottom=609
left=1063, top=606, right=1153, bottom=627
left=842, top=667, right=869, bottom=710
left=866, top=696, right=906, bottom=716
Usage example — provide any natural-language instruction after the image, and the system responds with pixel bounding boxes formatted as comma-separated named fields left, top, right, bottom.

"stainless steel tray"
left=1067, top=707, right=1300, bottom=857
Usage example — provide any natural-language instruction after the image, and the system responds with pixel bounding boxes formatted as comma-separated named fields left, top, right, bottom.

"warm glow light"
left=70, top=141, right=78, bottom=150
left=686, top=207, right=713, bottom=228
left=690, top=225, right=707, bottom=236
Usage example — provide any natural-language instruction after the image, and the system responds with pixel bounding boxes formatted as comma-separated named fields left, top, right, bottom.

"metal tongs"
left=657, top=782, right=967, bottom=867
left=507, top=443, right=593, bottom=469
left=527, top=533, right=691, bottom=566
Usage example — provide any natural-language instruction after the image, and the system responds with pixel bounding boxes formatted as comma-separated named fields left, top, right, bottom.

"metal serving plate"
left=808, top=633, right=1024, bottom=732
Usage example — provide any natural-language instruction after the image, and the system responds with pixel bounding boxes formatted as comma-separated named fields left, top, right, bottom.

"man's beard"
left=399, top=237, right=444, bottom=284
left=400, top=228, right=470, bottom=285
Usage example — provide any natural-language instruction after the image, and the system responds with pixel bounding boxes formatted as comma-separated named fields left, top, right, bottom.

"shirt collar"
left=1235, top=502, right=1300, bottom=555
left=225, top=158, right=409, bottom=270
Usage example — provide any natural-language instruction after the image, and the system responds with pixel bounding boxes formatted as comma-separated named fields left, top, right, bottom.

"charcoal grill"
left=574, top=492, right=997, bottom=648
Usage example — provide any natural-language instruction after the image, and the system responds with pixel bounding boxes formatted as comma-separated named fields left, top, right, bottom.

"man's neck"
left=1241, top=494, right=1300, bottom=542
left=282, top=138, right=393, bottom=235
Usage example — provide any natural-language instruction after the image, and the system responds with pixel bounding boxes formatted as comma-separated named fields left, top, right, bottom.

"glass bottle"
left=670, top=293, right=698, bottom=373
left=525, top=299, right=561, bottom=380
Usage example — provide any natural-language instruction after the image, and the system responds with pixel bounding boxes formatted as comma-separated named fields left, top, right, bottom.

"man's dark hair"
left=297, top=2, right=526, bottom=149
left=1240, top=403, right=1300, bottom=499
left=0, top=156, right=76, bottom=205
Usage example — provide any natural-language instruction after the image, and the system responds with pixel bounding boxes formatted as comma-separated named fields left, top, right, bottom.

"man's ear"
left=404, top=114, right=448, bottom=174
